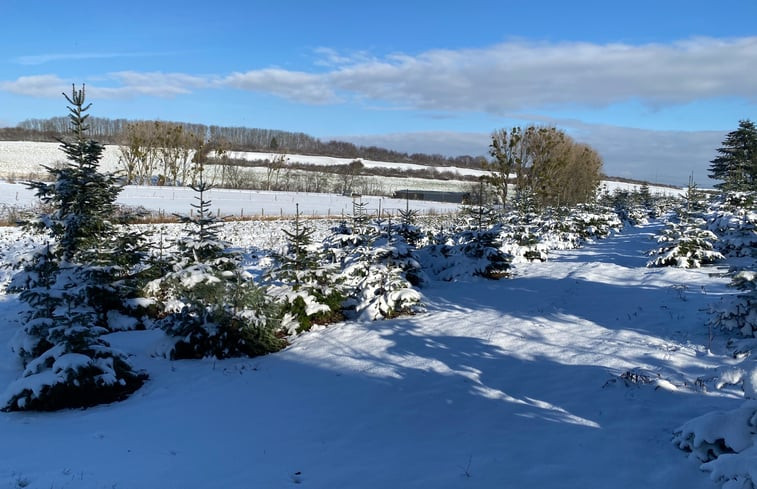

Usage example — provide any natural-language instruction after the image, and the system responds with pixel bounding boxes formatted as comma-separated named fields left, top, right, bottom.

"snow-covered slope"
left=0, top=141, right=683, bottom=200
left=0, top=220, right=745, bottom=489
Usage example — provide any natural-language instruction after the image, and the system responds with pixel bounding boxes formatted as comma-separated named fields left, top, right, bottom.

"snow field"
left=0, top=217, right=750, bottom=489
left=0, top=181, right=460, bottom=220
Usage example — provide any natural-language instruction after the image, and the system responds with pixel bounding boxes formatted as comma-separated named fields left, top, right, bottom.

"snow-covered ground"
left=0, top=181, right=461, bottom=219
left=0, top=218, right=747, bottom=489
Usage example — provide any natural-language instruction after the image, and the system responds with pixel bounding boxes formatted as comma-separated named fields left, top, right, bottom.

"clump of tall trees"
left=485, top=125, right=603, bottom=208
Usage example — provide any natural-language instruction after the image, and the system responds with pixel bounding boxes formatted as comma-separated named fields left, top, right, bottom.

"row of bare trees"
left=485, top=125, right=603, bottom=208
left=199, top=163, right=387, bottom=196
left=118, top=121, right=227, bottom=186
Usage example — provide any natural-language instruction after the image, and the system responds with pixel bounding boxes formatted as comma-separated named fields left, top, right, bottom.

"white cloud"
left=224, top=69, right=339, bottom=104
left=0, top=72, right=216, bottom=99
left=0, top=75, right=68, bottom=98
left=92, top=71, right=217, bottom=98
left=320, top=37, right=757, bottom=112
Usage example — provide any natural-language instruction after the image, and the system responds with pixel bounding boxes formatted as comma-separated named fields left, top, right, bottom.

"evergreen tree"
left=2, top=85, right=146, bottom=411
left=148, top=167, right=284, bottom=359
left=709, top=120, right=757, bottom=192
left=279, top=203, right=317, bottom=284
left=647, top=178, right=723, bottom=269
left=266, top=204, right=345, bottom=334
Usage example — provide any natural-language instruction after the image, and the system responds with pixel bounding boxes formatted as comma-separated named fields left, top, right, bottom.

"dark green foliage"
left=647, top=223, right=724, bottom=268
left=265, top=205, right=347, bottom=333
left=3, top=346, right=147, bottom=412
left=351, top=199, right=370, bottom=234
left=278, top=204, right=317, bottom=284
left=679, top=175, right=710, bottom=223
left=3, top=86, right=147, bottom=411
left=321, top=217, right=424, bottom=320
left=175, top=170, right=227, bottom=264
left=709, top=120, right=757, bottom=192
left=160, top=272, right=284, bottom=359
left=25, top=89, right=120, bottom=262
left=153, top=168, right=284, bottom=359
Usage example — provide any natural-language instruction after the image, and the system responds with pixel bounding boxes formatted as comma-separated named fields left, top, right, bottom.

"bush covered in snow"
left=647, top=222, right=725, bottom=268
left=707, top=193, right=757, bottom=259
left=710, top=271, right=757, bottom=338
left=647, top=181, right=724, bottom=269
left=673, top=400, right=757, bottom=488
left=146, top=173, right=285, bottom=359
left=417, top=203, right=512, bottom=281
left=323, top=217, right=424, bottom=320
left=674, top=185, right=757, bottom=488
left=265, top=206, right=346, bottom=334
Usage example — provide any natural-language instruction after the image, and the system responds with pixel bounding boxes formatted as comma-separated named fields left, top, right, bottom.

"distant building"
left=392, top=189, right=469, bottom=204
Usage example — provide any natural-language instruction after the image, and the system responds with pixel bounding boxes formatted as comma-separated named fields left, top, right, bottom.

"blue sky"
left=2, top=0, right=756, bottom=185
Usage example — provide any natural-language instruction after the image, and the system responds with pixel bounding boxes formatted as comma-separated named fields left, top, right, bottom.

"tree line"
left=10, top=116, right=487, bottom=169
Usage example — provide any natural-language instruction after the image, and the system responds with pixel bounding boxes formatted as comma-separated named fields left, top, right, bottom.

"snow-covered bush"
left=710, top=271, right=757, bottom=337
left=265, top=206, right=345, bottom=335
left=600, top=188, right=651, bottom=226
left=563, top=204, right=623, bottom=241
left=323, top=219, right=424, bottom=320
left=500, top=223, right=549, bottom=263
left=707, top=193, right=757, bottom=258
left=418, top=223, right=512, bottom=281
left=647, top=222, right=724, bottom=268
left=147, top=172, right=284, bottom=359
left=673, top=400, right=757, bottom=488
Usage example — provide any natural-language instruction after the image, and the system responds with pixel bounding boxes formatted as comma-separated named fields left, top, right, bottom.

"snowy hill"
left=0, top=218, right=748, bottom=489
left=0, top=141, right=683, bottom=208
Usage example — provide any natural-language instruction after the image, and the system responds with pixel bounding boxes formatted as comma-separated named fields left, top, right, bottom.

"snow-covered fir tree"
left=321, top=204, right=423, bottom=321
left=418, top=198, right=512, bottom=281
left=2, top=85, right=147, bottom=411
left=710, top=270, right=757, bottom=337
left=147, top=167, right=284, bottom=358
left=707, top=192, right=757, bottom=258
left=266, top=204, right=345, bottom=335
left=707, top=191, right=757, bottom=337
left=500, top=209, right=549, bottom=262
left=647, top=177, right=724, bottom=269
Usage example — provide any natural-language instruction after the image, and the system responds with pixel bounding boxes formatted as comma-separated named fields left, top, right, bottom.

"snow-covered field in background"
left=225, top=149, right=486, bottom=177
left=0, top=141, right=481, bottom=185
left=0, top=217, right=751, bottom=489
left=0, top=141, right=685, bottom=203
left=0, top=141, right=123, bottom=176
left=0, top=181, right=460, bottom=219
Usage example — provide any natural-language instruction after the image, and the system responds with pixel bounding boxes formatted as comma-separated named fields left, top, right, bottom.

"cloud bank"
left=3, top=37, right=756, bottom=113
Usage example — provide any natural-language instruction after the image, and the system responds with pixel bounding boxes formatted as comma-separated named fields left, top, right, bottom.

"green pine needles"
left=3, top=85, right=147, bottom=412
